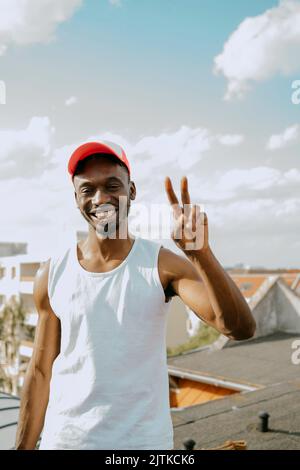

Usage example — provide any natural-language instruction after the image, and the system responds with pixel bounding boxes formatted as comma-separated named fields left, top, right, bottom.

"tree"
left=0, top=297, right=26, bottom=395
left=167, top=322, right=220, bottom=357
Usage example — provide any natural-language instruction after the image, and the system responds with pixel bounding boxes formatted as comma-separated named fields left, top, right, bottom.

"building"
left=0, top=254, right=45, bottom=393
left=0, top=242, right=27, bottom=257
left=228, top=269, right=300, bottom=305
left=0, top=231, right=84, bottom=392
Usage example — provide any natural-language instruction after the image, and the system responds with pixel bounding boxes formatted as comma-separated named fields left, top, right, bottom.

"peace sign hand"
left=165, top=176, right=209, bottom=253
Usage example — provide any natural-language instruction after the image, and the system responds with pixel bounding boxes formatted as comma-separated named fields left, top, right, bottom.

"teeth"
left=95, top=210, right=115, bottom=219
left=92, top=209, right=117, bottom=223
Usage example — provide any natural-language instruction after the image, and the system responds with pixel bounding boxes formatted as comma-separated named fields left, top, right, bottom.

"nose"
left=91, top=189, right=111, bottom=206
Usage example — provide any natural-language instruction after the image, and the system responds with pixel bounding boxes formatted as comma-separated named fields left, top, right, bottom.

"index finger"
left=165, top=177, right=179, bottom=206
left=181, top=176, right=191, bottom=206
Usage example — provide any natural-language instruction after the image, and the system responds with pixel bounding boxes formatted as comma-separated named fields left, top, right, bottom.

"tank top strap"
left=129, top=237, right=165, bottom=299
left=48, top=244, right=73, bottom=318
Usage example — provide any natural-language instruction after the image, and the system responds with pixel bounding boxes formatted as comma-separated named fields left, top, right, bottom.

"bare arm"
left=161, top=248, right=255, bottom=340
left=164, top=176, right=256, bottom=341
left=15, top=260, right=61, bottom=450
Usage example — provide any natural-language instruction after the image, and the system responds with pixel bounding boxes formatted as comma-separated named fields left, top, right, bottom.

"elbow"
left=229, top=317, right=256, bottom=341
left=217, top=312, right=256, bottom=341
left=248, top=317, right=257, bottom=338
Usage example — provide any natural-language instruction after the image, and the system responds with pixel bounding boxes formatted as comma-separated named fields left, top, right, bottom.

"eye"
left=81, top=187, right=93, bottom=195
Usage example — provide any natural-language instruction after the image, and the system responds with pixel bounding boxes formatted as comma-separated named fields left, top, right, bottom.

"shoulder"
left=158, top=247, right=202, bottom=300
left=138, top=238, right=188, bottom=271
left=33, top=259, right=51, bottom=310
left=159, top=247, right=200, bottom=279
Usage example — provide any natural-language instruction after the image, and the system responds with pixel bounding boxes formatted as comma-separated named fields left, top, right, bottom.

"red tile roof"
left=229, top=275, right=268, bottom=299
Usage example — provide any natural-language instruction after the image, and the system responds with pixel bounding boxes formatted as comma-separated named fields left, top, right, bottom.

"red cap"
left=68, top=140, right=130, bottom=177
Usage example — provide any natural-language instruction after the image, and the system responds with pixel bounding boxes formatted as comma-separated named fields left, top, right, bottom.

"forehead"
left=73, top=157, right=128, bottom=187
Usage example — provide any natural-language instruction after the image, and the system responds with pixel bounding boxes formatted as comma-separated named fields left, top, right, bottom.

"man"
left=15, top=140, right=256, bottom=450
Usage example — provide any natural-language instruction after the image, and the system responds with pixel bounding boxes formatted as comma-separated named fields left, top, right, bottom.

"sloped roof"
left=230, top=275, right=268, bottom=299
left=228, top=270, right=300, bottom=294
left=172, top=378, right=300, bottom=450
left=168, top=332, right=298, bottom=387
left=169, top=332, right=300, bottom=450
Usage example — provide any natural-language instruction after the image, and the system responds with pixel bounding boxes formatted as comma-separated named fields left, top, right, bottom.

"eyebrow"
left=78, top=176, right=124, bottom=190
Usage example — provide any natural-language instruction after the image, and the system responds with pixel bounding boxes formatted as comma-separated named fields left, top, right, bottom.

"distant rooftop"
left=230, top=275, right=268, bottom=299
left=228, top=267, right=300, bottom=275
left=0, top=242, right=27, bottom=258
left=0, top=253, right=46, bottom=264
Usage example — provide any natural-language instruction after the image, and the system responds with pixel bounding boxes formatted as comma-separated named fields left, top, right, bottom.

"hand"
left=165, top=176, right=209, bottom=253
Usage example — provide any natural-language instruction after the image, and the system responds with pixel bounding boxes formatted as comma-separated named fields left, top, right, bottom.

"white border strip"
left=168, top=367, right=258, bottom=392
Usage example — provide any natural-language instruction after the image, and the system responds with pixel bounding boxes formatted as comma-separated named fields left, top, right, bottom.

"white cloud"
left=214, top=0, right=300, bottom=100
left=0, top=123, right=245, bottom=248
left=266, top=124, right=299, bottom=150
left=65, top=95, right=78, bottom=106
left=284, top=168, right=300, bottom=183
left=109, top=0, right=122, bottom=6
left=192, top=166, right=300, bottom=202
left=0, top=0, right=83, bottom=55
left=1, top=122, right=299, bottom=266
left=132, top=126, right=212, bottom=172
left=0, top=116, right=54, bottom=179
left=208, top=198, right=275, bottom=229
left=208, top=196, right=300, bottom=233
left=217, top=134, right=244, bottom=146
left=82, top=126, right=244, bottom=182
left=72, top=126, right=214, bottom=179
left=218, top=166, right=280, bottom=192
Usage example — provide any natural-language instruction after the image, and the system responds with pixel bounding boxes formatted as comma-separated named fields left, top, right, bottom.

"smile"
left=89, top=205, right=118, bottom=224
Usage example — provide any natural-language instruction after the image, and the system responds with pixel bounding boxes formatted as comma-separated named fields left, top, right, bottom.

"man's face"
left=73, top=156, right=136, bottom=237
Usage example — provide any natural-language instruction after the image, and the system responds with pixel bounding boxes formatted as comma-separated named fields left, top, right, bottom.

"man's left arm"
left=164, top=176, right=256, bottom=341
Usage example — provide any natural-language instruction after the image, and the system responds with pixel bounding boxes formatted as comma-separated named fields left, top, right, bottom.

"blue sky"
left=0, top=0, right=299, bottom=267
left=1, top=0, right=290, bottom=138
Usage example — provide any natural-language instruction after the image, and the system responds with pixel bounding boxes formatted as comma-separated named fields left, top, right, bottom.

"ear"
left=74, top=191, right=79, bottom=209
left=129, top=181, right=136, bottom=201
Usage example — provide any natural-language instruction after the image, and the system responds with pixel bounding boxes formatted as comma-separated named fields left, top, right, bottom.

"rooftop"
left=168, top=332, right=298, bottom=386
left=230, top=275, right=268, bottom=299
left=169, top=332, right=300, bottom=450
left=0, top=391, right=20, bottom=450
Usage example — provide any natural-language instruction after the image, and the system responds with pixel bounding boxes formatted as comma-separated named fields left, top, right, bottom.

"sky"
left=0, top=0, right=299, bottom=268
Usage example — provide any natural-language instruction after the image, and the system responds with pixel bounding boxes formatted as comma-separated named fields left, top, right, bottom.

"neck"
left=81, top=226, right=135, bottom=260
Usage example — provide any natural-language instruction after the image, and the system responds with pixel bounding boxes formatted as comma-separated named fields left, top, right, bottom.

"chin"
left=95, top=223, right=118, bottom=239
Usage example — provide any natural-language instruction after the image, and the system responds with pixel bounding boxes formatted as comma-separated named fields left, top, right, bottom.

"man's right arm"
left=15, top=260, right=61, bottom=450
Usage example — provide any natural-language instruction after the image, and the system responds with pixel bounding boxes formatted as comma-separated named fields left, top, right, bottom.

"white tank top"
left=39, top=236, right=174, bottom=450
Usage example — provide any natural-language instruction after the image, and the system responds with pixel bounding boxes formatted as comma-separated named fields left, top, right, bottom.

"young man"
left=15, top=140, right=256, bottom=450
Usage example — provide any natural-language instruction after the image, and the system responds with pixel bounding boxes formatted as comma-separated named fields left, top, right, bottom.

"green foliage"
left=23, top=324, right=36, bottom=342
left=0, top=298, right=26, bottom=393
left=167, top=322, right=220, bottom=357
